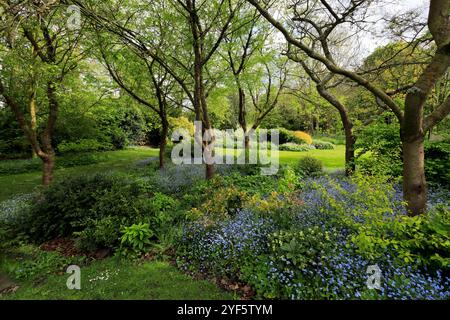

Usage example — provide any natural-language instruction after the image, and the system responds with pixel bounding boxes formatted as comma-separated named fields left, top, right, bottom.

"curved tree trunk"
left=316, top=85, right=355, bottom=176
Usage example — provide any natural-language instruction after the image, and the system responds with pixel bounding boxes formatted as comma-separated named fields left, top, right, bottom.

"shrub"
left=355, top=118, right=402, bottom=177
left=293, top=131, right=313, bottom=145
left=57, top=139, right=113, bottom=154
left=296, top=156, right=323, bottom=176
left=168, top=116, right=195, bottom=138
left=14, top=173, right=180, bottom=252
left=269, top=128, right=307, bottom=145
left=279, top=143, right=316, bottom=152
left=176, top=174, right=450, bottom=300
left=312, top=140, right=335, bottom=150
left=119, top=223, right=154, bottom=257
left=425, top=139, right=450, bottom=187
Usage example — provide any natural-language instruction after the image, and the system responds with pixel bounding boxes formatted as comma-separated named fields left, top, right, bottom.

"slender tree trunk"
left=238, top=87, right=250, bottom=152
left=316, top=85, right=355, bottom=176
left=188, top=1, right=215, bottom=180
left=159, top=117, right=169, bottom=169
left=402, top=135, right=427, bottom=216
left=343, top=124, right=356, bottom=176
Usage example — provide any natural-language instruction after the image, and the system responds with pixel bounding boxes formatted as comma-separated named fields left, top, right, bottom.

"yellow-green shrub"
left=293, top=131, right=313, bottom=145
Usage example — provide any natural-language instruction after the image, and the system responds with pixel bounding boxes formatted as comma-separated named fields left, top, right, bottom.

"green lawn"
left=0, top=145, right=345, bottom=202
left=278, top=145, right=345, bottom=169
left=0, top=250, right=233, bottom=300
left=0, top=147, right=159, bottom=202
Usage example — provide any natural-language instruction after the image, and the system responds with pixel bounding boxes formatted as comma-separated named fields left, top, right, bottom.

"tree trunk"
left=402, top=136, right=427, bottom=216
left=159, top=117, right=169, bottom=169
left=206, top=163, right=215, bottom=179
left=42, top=154, right=55, bottom=186
left=344, top=125, right=356, bottom=176
left=30, top=88, right=38, bottom=159
left=316, top=85, right=355, bottom=176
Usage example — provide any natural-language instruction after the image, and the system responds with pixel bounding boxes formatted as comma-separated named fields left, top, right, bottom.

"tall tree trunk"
left=159, top=117, right=169, bottom=169
left=188, top=1, right=215, bottom=179
left=402, top=136, right=427, bottom=216
left=238, top=87, right=250, bottom=152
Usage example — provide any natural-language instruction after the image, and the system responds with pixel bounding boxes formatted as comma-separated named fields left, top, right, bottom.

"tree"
left=0, top=0, right=86, bottom=185
left=290, top=56, right=356, bottom=175
left=97, top=35, right=180, bottom=168
left=66, top=0, right=243, bottom=179
left=248, top=0, right=450, bottom=215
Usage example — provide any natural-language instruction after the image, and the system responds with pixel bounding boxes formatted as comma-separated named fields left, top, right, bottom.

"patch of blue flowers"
left=178, top=210, right=275, bottom=277
left=177, top=176, right=449, bottom=300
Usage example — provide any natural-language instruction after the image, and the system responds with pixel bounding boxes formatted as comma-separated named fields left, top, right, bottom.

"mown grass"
left=0, top=145, right=345, bottom=202
left=0, top=249, right=234, bottom=300
left=0, top=147, right=159, bottom=202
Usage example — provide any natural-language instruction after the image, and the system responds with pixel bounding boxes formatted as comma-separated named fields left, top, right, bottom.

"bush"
left=355, top=118, right=402, bottom=177
left=293, top=131, right=313, bottom=145
left=296, top=156, right=323, bottom=176
left=268, top=128, right=307, bottom=145
left=425, top=139, right=450, bottom=187
left=13, top=173, right=180, bottom=252
left=119, top=222, right=154, bottom=257
left=312, top=140, right=335, bottom=150
left=57, top=139, right=113, bottom=154
left=279, top=143, right=316, bottom=152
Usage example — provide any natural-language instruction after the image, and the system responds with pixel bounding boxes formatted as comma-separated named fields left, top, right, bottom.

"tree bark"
left=42, top=154, right=55, bottom=186
left=238, top=87, right=250, bottom=152
left=344, top=124, right=356, bottom=176
left=402, top=136, right=427, bottom=216
left=159, top=117, right=169, bottom=169
left=206, top=163, right=215, bottom=179
left=315, top=84, right=355, bottom=176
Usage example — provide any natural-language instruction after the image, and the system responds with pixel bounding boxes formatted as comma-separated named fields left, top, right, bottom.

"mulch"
left=40, top=238, right=111, bottom=260
left=0, top=272, right=18, bottom=295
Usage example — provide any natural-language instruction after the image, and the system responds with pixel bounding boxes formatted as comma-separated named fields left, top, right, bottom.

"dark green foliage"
left=425, top=139, right=450, bottom=187
left=296, top=156, right=323, bottom=176
left=313, top=140, right=335, bottom=150
left=0, top=109, right=30, bottom=159
left=355, top=118, right=402, bottom=177
left=13, top=173, right=180, bottom=251
left=266, top=128, right=307, bottom=145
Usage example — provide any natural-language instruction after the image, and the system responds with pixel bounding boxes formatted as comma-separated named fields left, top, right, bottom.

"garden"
left=0, top=0, right=449, bottom=302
